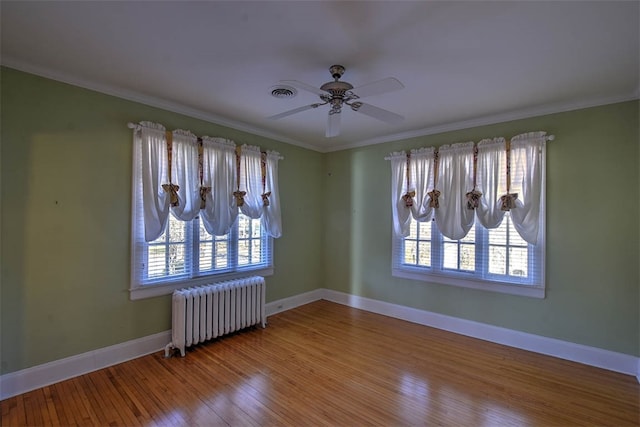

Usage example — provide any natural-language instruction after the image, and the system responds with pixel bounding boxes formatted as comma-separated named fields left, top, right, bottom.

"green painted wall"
left=323, top=101, right=640, bottom=356
left=1, top=67, right=638, bottom=376
left=0, top=68, right=324, bottom=374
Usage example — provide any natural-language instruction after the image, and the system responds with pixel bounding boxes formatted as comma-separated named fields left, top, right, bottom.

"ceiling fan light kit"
left=268, top=65, right=404, bottom=138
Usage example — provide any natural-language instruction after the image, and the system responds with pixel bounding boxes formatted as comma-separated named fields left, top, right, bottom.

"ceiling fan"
left=267, top=65, right=404, bottom=138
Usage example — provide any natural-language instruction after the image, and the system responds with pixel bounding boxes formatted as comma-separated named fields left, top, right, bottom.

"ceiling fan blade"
left=352, top=77, right=404, bottom=99
left=280, top=80, right=327, bottom=96
left=352, top=102, right=404, bottom=125
left=326, top=112, right=341, bottom=138
left=267, top=104, right=320, bottom=120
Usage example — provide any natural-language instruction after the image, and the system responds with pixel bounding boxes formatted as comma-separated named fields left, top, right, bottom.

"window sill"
left=392, top=268, right=545, bottom=298
left=129, top=267, right=274, bottom=300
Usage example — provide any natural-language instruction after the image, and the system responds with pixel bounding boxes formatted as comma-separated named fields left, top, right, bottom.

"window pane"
left=168, top=244, right=186, bottom=275
left=238, top=240, right=249, bottom=265
left=199, top=242, right=212, bottom=271
left=408, top=221, right=418, bottom=239
left=148, top=245, right=166, bottom=277
left=403, top=241, right=417, bottom=264
left=489, top=246, right=506, bottom=275
left=460, top=244, right=475, bottom=271
left=238, top=216, right=250, bottom=238
left=168, top=215, right=186, bottom=243
left=215, top=241, right=228, bottom=268
left=418, top=221, right=431, bottom=239
left=418, top=242, right=431, bottom=267
left=443, top=242, right=458, bottom=269
left=251, top=219, right=262, bottom=238
left=489, top=220, right=507, bottom=245
left=509, top=247, right=528, bottom=277
left=252, top=240, right=262, bottom=263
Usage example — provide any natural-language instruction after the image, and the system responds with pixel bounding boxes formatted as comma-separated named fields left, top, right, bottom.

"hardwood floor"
left=2, top=300, right=639, bottom=426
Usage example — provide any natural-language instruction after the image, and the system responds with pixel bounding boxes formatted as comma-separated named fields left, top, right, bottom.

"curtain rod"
left=128, top=122, right=284, bottom=160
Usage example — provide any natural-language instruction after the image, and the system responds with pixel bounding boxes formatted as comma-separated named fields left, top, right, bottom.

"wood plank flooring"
left=2, top=300, right=639, bottom=426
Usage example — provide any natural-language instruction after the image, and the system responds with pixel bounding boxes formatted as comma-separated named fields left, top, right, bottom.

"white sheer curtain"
left=388, top=133, right=547, bottom=244
left=238, top=145, right=264, bottom=219
left=170, top=130, right=200, bottom=222
left=262, top=150, right=283, bottom=238
left=509, top=132, right=545, bottom=244
left=133, top=122, right=283, bottom=241
left=140, top=123, right=169, bottom=242
left=410, top=147, right=436, bottom=223
left=386, top=148, right=435, bottom=237
left=200, top=136, right=238, bottom=236
left=434, top=142, right=475, bottom=240
left=475, top=137, right=507, bottom=230
left=388, top=151, right=412, bottom=237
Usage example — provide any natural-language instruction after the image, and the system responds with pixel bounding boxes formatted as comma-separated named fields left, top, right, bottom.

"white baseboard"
left=265, top=288, right=324, bottom=316
left=0, top=330, right=171, bottom=400
left=0, top=289, right=322, bottom=401
left=2, top=288, right=638, bottom=401
left=322, top=289, right=640, bottom=379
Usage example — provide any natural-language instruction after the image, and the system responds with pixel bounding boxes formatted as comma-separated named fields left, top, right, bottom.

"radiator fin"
left=166, top=276, right=266, bottom=357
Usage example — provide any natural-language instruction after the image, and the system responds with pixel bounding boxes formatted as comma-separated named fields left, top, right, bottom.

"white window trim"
left=392, top=262, right=545, bottom=298
left=130, top=266, right=274, bottom=300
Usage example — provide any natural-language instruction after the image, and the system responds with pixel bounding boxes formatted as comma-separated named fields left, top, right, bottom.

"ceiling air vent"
left=270, top=85, right=297, bottom=99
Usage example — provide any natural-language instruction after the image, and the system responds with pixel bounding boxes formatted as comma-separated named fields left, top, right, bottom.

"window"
left=142, top=213, right=271, bottom=286
left=388, top=132, right=548, bottom=298
left=394, top=213, right=544, bottom=297
left=129, top=122, right=281, bottom=299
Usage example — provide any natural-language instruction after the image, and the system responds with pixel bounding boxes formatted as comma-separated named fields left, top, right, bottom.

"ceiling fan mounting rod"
left=329, top=64, right=346, bottom=80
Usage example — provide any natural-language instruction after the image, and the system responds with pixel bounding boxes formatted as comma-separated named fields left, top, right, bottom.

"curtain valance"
left=386, top=131, right=552, bottom=245
left=130, top=121, right=283, bottom=241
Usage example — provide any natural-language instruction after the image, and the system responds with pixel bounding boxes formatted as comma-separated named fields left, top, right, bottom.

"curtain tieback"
left=162, top=183, right=180, bottom=207
left=428, top=189, right=441, bottom=208
left=402, top=191, right=415, bottom=207
left=233, top=190, right=246, bottom=207
left=261, top=192, right=271, bottom=207
left=466, top=189, right=483, bottom=210
left=500, top=193, right=518, bottom=211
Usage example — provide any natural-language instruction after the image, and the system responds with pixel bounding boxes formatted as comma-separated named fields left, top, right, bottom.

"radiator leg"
left=164, top=343, right=174, bottom=359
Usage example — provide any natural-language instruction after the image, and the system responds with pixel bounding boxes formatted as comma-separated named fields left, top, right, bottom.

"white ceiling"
left=1, top=1, right=638, bottom=152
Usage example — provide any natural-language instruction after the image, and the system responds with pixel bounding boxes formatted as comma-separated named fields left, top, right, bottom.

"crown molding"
left=324, top=92, right=640, bottom=152
left=2, top=58, right=637, bottom=154
left=0, top=58, right=320, bottom=152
